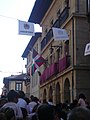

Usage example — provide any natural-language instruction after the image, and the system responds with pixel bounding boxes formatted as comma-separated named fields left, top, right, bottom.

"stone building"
left=3, top=73, right=30, bottom=96
left=23, top=0, right=90, bottom=104
left=22, top=33, right=42, bottom=98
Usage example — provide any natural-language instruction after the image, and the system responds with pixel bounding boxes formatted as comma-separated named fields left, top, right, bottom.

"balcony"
left=40, top=63, right=58, bottom=85
left=40, top=55, right=71, bottom=85
left=59, top=55, right=67, bottom=72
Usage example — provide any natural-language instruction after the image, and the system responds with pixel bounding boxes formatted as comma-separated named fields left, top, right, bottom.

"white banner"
left=18, top=20, right=35, bottom=36
left=52, top=27, right=69, bottom=41
left=84, top=43, right=90, bottom=56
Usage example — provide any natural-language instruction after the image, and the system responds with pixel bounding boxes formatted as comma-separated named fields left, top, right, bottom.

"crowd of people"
left=0, top=90, right=90, bottom=120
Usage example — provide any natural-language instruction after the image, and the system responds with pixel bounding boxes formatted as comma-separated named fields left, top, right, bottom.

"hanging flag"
left=32, top=48, right=46, bottom=67
left=84, top=43, right=90, bottom=56
left=18, top=20, right=35, bottom=36
left=52, top=27, right=69, bottom=41
left=31, top=63, right=37, bottom=76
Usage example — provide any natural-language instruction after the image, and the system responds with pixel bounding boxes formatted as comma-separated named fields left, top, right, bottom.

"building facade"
left=22, top=33, right=42, bottom=98
left=2, top=73, right=29, bottom=96
left=23, top=0, right=90, bottom=104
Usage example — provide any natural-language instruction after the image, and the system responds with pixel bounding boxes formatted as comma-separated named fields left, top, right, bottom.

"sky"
left=0, top=0, right=41, bottom=94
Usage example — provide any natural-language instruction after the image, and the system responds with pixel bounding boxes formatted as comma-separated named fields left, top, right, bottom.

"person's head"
left=36, top=104, right=55, bottom=120
left=49, top=98, right=53, bottom=102
left=0, top=112, right=7, bottom=120
left=67, top=107, right=90, bottom=120
left=7, top=90, right=19, bottom=103
left=30, top=95, right=34, bottom=101
left=0, top=98, right=8, bottom=108
left=79, top=93, right=86, bottom=100
left=0, top=107, right=15, bottom=120
left=18, top=90, right=25, bottom=99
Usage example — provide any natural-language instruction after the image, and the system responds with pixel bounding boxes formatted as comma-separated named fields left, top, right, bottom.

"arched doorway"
left=49, top=86, right=53, bottom=100
left=64, top=78, right=70, bottom=102
left=43, top=88, right=47, bottom=101
left=56, top=82, right=60, bottom=104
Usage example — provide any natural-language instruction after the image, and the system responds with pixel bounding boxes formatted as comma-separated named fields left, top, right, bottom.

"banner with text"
left=52, top=27, right=69, bottom=41
left=84, top=43, right=90, bottom=56
left=18, top=20, right=35, bottom=36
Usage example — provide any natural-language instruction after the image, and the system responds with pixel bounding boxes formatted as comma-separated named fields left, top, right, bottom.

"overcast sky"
left=0, top=0, right=41, bottom=94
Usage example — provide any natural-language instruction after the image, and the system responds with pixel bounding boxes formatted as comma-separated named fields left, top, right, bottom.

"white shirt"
left=78, top=98, right=87, bottom=107
left=28, top=101, right=37, bottom=113
left=17, top=98, right=27, bottom=109
left=2, top=102, right=23, bottom=119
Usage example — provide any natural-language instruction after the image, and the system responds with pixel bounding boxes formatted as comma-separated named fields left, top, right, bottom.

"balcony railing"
left=40, top=63, right=58, bottom=85
left=53, top=7, right=69, bottom=28
left=40, top=55, right=71, bottom=85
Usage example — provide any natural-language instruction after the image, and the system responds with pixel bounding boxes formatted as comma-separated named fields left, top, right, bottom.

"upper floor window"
left=15, top=82, right=22, bottom=91
left=50, top=19, right=54, bottom=27
left=64, top=40, right=69, bottom=56
left=64, top=0, right=69, bottom=8
left=57, top=9, right=61, bottom=17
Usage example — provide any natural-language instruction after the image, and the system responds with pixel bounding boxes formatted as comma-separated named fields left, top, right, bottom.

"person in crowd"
left=24, top=97, right=30, bottom=114
left=70, top=99, right=78, bottom=110
left=27, top=103, right=40, bottom=120
left=54, top=104, right=64, bottom=120
left=0, top=112, right=7, bottom=120
left=60, top=102, right=69, bottom=120
left=48, top=98, right=54, bottom=106
left=28, top=96, right=38, bottom=114
left=0, top=107, right=15, bottom=120
left=30, top=95, right=34, bottom=100
left=42, top=99, right=48, bottom=104
left=67, top=107, right=90, bottom=120
left=36, top=104, right=55, bottom=120
left=78, top=93, right=87, bottom=107
left=1, top=89, right=23, bottom=119
left=17, top=90, right=27, bottom=119
left=17, top=91, right=27, bottom=109
left=0, top=97, right=8, bottom=108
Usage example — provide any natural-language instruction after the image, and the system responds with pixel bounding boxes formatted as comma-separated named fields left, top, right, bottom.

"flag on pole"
left=84, top=43, right=90, bottom=56
left=31, top=62, right=38, bottom=76
left=52, top=27, right=69, bottom=41
left=18, top=20, right=35, bottom=36
left=32, top=48, right=46, bottom=67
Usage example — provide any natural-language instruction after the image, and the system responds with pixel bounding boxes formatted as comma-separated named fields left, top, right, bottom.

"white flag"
left=18, top=20, right=35, bottom=36
left=52, top=27, right=69, bottom=41
left=84, top=43, right=90, bottom=56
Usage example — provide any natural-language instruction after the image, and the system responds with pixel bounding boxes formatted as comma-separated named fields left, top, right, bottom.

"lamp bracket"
left=51, top=45, right=62, bottom=48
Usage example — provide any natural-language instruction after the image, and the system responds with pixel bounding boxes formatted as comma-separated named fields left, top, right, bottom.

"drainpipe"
left=72, top=17, right=75, bottom=101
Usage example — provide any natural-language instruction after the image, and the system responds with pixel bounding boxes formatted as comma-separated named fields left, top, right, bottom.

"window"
left=57, top=9, right=60, bottom=17
left=64, top=40, right=69, bottom=55
left=50, top=55, right=53, bottom=64
left=50, top=19, right=54, bottom=27
left=64, top=0, right=69, bottom=7
left=15, top=82, right=22, bottom=91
